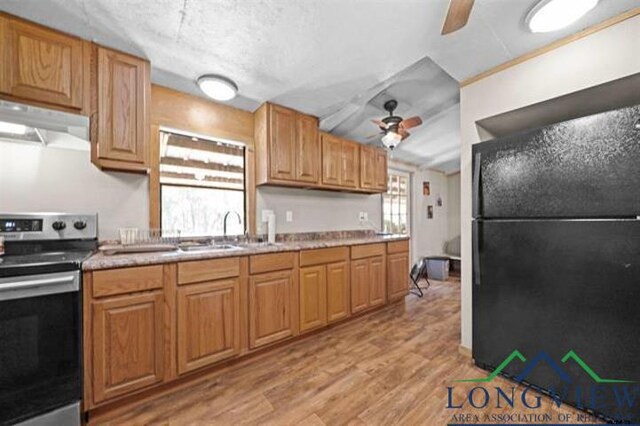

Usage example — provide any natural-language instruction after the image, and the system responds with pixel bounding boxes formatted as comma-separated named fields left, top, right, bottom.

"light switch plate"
left=286, top=211, right=293, bottom=222
left=358, top=212, right=366, bottom=222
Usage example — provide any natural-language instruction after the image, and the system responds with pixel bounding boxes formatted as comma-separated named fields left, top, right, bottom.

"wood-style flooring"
left=98, top=279, right=594, bottom=425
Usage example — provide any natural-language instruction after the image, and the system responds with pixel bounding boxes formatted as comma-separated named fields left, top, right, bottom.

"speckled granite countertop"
left=82, top=234, right=409, bottom=271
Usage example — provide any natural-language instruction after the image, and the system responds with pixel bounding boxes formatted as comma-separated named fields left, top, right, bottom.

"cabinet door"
left=299, top=265, right=327, bottom=333
left=96, top=47, right=149, bottom=165
left=296, top=113, right=320, bottom=183
left=249, top=270, right=295, bottom=349
left=92, top=292, right=164, bottom=403
left=0, top=17, right=85, bottom=109
left=375, top=149, right=388, bottom=191
left=350, top=259, right=369, bottom=314
left=269, top=104, right=297, bottom=181
left=341, top=141, right=359, bottom=188
left=327, top=261, right=350, bottom=323
left=387, top=252, right=409, bottom=301
left=360, top=145, right=376, bottom=189
left=322, top=133, right=342, bottom=186
left=369, top=256, right=386, bottom=307
left=177, top=279, right=240, bottom=375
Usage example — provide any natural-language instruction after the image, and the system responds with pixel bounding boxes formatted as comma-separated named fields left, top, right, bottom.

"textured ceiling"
left=1, top=0, right=637, bottom=173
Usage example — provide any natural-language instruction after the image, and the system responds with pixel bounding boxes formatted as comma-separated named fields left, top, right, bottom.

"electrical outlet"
left=359, top=212, right=366, bottom=222
left=286, top=211, right=293, bottom=222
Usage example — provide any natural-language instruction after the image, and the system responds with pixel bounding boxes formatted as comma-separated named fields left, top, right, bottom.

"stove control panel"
left=0, top=213, right=98, bottom=241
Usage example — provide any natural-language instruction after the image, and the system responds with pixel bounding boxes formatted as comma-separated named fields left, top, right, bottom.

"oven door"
left=0, top=271, right=81, bottom=426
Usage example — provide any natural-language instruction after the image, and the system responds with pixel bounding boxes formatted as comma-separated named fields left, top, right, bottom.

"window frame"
left=158, top=128, right=248, bottom=237
left=382, top=169, right=411, bottom=235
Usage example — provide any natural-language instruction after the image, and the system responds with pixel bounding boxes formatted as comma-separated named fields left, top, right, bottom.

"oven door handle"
left=0, top=272, right=79, bottom=301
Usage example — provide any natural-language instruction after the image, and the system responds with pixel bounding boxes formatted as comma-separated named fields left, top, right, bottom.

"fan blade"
left=400, top=116, right=423, bottom=130
left=398, top=129, right=410, bottom=140
left=365, top=132, right=384, bottom=140
left=371, top=119, right=388, bottom=129
left=441, top=0, right=474, bottom=35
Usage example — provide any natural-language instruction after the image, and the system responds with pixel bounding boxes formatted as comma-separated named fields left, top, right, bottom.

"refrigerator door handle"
left=472, top=220, right=481, bottom=286
left=473, top=152, right=481, bottom=218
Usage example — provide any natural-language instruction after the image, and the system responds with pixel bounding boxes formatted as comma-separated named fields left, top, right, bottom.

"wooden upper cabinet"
left=0, top=16, right=87, bottom=111
left=249, top=270, right=296, bottom=349
left=374, top=149, right=388, bottom=191
left=269, top=104, right=297, bottom=181
left=92, top=291, right=164, bottom=403
left=177, top=279, right=240, bottom=374
left=360, top=145, right=376, bottom=190
left=299, top=265, right=327, bottom=333
left=341, top=141, right=360, bottom=188
left=92, top=46, right=150, bottom=172
left=256, top=102, right=320, bottom=185
left=321, top=133, right=342, bottom=186
left=296, top=113, right=320, bottom=183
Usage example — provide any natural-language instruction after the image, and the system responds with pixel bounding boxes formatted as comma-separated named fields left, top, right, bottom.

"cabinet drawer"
left=92, top=265, right=163, bottom=298
left=178, top=257, right=240, bottom=285
left=250, top=252, right=295, bottom=274
left=387, top=240, right=409, bottom=254
left=299, top=246, right=348, bottom=267
left=351, top=243, right=385, bottom=260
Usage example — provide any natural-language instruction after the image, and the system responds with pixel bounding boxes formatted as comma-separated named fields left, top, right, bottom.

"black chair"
left=409, top=257, right=431, bottom=297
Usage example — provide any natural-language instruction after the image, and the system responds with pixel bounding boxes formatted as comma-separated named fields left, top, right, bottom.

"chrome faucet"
left=223, top=211, right=243, bottom=240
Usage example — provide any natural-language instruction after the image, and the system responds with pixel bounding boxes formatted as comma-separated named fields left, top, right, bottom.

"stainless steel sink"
left=178, top=244, right=242, bottom=252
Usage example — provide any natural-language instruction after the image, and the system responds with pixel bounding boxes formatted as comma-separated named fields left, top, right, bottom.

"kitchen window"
left=382, top=171, right=410, bottom=235
left=160, top=130, right=245, bottom=237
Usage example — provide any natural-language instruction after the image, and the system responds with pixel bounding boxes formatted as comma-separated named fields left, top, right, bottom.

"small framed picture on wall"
left=423, top=181, right=430, bottom=196
left=427, top=205, right=434, bottom=219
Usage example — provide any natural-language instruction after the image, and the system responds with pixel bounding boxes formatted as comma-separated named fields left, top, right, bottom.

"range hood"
left=0, top=100, right=90, bottom=150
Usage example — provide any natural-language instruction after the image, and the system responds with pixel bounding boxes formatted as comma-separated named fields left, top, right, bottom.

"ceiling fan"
left=370, top=100, right=423, bottom=150
left=442, top=0, right=475, bottom=35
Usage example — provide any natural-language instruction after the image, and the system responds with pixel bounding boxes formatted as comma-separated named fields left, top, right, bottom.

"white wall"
left=447, top=172, right=461, bottom=241
left=411, top=169, right=449, bottom=261
left=459, top=15, right=640, bottom=349
left=0, top=142, right=149, bottom=240
left=255, top=186, right=382, bottom=234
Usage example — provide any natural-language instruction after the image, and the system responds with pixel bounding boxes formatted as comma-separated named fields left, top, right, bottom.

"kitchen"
left=0, top=1, right=639, bottom=425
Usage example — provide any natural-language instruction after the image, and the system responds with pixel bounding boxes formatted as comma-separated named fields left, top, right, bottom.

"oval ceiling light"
left=197, top=74, right=238, bottom=101
left=526, top=0, right=599, bottom=33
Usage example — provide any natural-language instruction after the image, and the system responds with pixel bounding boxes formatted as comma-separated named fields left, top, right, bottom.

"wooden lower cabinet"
left=249, top=270, right=296, bottom=349
left=177, top=278, right=240, bottom=375
left=299, top=265, right=327, bottom=332
left=350, top=259, right=369, bottom=314
left=92, top=291, right=164, bottom=403
left=388, top=252, right=410, bottom=301
left=351, top=255, right=386, bottom=313
left=326, top=261, right=350, bottom=323
left=369, top=256, right=386, bottom=307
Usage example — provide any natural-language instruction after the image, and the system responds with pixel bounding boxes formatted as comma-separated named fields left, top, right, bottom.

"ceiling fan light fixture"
left=197, top=74, right=238, bottom=101
left=381, top=131, right=402, bottom=150
left=526, top=0, right=599, bottom=33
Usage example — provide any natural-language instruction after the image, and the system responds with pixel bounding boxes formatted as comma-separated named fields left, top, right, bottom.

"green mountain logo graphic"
left=456, top=350, right=634, bottom=383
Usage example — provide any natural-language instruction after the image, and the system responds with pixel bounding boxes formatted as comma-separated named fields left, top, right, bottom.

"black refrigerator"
left=472, top=104, right=640, bottom=422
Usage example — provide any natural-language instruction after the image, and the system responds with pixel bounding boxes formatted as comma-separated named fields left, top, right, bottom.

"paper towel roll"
left=267, top=213, right=276, bottom=244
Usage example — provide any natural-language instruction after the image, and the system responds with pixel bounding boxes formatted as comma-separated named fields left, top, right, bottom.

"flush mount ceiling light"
left=526, top=0, right=599, bottom=33
left=197, top=74, right=238, bottom=101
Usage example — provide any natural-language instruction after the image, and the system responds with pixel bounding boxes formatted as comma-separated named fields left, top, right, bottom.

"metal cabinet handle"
left=0, top=275, right=76, bottom=292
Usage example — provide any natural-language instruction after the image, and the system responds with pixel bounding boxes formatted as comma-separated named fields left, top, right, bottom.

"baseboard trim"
left=458, top=344, right=472, bottom=360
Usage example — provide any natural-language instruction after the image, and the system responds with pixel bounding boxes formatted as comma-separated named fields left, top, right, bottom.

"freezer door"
left=472, top=219, right=640, bottom=421
left=472, top=104, right=640, bottom=218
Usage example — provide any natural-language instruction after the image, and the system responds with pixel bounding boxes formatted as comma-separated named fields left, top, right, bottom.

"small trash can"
left=426, top=256, right=450, bottom=281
